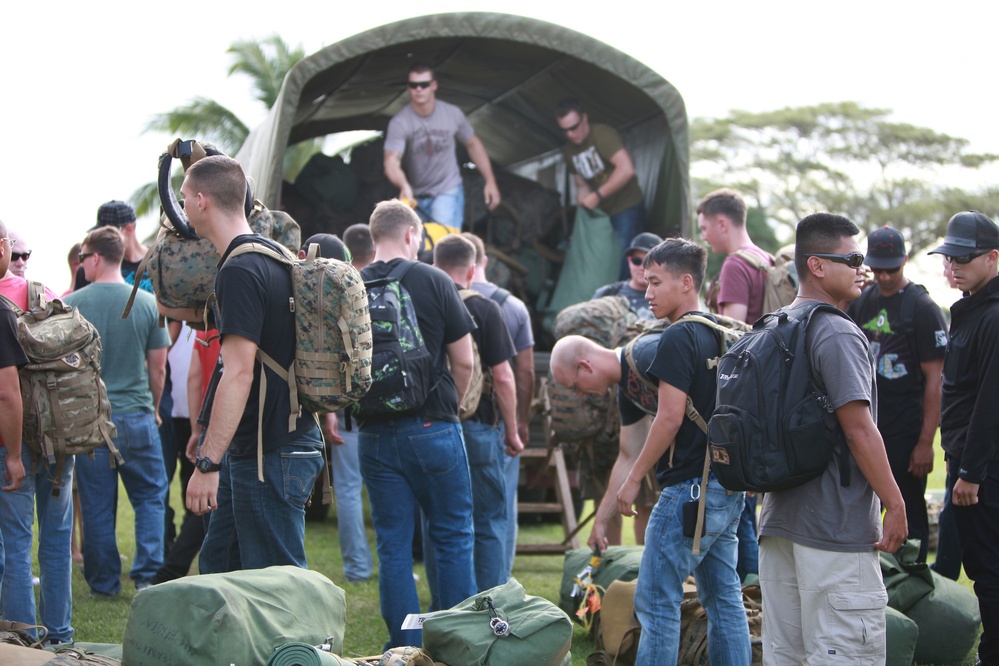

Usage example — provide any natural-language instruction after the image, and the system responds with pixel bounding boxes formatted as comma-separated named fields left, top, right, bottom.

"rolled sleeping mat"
left=265, top=642, right=349, bottom=666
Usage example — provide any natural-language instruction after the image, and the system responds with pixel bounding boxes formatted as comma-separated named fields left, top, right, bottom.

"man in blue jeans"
left=556, top=98, right=646, bottom=280
left=431, top=235, right=523, bottom=598
left=356, top=200, right=477, bottom=648
left=65, top=225, right=170, bottom=595
left=182, top=155, right=324, bottom=573
left=614, top=238, right=750, bottom=665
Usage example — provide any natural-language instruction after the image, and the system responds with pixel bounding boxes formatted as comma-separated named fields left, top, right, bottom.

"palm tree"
left=131, top=35, right=318, bottom=217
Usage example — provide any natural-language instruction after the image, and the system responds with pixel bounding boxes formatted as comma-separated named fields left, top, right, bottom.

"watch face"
left=197, top=457, right=219, bottom=473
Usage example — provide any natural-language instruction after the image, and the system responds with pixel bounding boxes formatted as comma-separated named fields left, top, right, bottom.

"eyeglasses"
left=560, top=118, right=583, bottom=134
left=629, top=256, right=644, bottom=266
left=11, top=251, right=31, bottom=262
left=78, top=252, right=96, bottom=262
left=0, top=237, right=11, bottom=246
left=407, top=80, right=433, bottom=89
left=810, top=253, right=866, bottom=269
left=871, top=266, right=901, bottom=275
left=943, top=250, right=990, bottom=265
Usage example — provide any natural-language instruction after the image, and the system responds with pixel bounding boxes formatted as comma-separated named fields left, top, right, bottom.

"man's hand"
left=908, top=441, right=934, bottom=478
left=186, top=469, right=220, bottom=516
left=578, top=191, right=600, bottom=210
left=324, top=412, right=345, bottom=446
left=504, top=428, right=523, bottom=457
left=483, top=181, right=501, bottom=210
left=876, top=506, right=908, bottom=553
left=517, top=422, right=529, bottom=448
left=953, top=478, right=980, bottom=507
left=398, top=185, right=415, bottom=207
left=3, top=454, right=24, bottom=491
left=616, top=475, right=641, bottom=517
left=588, top=515, right=611, bottom=554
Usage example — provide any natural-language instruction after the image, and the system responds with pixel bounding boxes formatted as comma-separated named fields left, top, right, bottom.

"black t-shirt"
left=646, top=312, right=719, bottom=487
left=0, top=300, right=27, bottom=369
left=462, top=290, right=516, bottom=424
left=361, top=258, right=476, bottom=423
left=200, top=235, right=312, bottom=457
left=618, top=333, right=661, bottom=426
left=847, top=283, right=947, bottom=434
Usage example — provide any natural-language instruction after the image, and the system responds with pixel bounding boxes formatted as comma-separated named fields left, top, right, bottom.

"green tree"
left=691, top=102, right=999, bottom=254
left=131, top=35, right=319, bottom=217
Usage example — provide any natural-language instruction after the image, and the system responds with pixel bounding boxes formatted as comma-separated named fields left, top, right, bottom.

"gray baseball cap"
left=928, top=211, right=999, bottom=256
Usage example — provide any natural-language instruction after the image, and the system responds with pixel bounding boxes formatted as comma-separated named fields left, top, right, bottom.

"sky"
left=1, top=0, right=995, bottom=301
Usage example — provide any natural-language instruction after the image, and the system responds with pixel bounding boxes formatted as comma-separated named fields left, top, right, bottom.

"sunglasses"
left=407, top=80, right=433, bottom=89
left=809, top=252, right=865, bottom=269
left=871, top=266, right=901, bottom=275
left=78, top=252, right=96, bottom=262
left=629, top=256, right=644, bottom=266
left=11, top=251, right=31, bottom=262
left=944, top=250, right=990, bottom=265
left=560, top=119, right=583, bottom=134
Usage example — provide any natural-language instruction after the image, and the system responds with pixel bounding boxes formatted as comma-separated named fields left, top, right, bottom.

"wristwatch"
left=195, top=456, right=221, bottom=473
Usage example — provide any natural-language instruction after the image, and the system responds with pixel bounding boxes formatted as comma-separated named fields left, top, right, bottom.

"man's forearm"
left=513, top=350, right=534, bottom=427
left=492, top=363, right=518, bottom=436
left=845, top=423, right=905, bottom=511
left=0, top=395, right=23, bottom=459
left=199, top=369, right=252, bottom=462
left=466, top=137, right=498, bottom=188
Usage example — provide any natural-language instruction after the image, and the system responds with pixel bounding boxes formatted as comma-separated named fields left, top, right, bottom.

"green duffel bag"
left=906, top=571, right=981, bottom=665
left=423, top=578, right=572, bottom=666
left=559, top=546, right=644, bottom=622
left=885, top=605, right=918, bottom=666
left=122, top=566, right=345, bottom=666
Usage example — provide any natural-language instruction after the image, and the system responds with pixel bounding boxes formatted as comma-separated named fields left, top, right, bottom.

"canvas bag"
left=558, top=546, right=644, bottom=623
left=122, top=566, right=346, bottom=666
left=422, top=578, right=572, bottom=666
left=1, top=283, right=121, bottom=495
left=731, top=246, right=797, bottom=317
left=219, top=240, right=373, bottom=482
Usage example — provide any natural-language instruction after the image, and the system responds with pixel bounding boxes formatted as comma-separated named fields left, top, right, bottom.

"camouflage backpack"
left=353, top=261, right=436, bottom=420
left=457, top=289, right=488, bottom=421
left=219, top=240, right=373, bottom=480
left=124, top=200, right=301, bottom=327
left=1, top=282, right=121, bottom=495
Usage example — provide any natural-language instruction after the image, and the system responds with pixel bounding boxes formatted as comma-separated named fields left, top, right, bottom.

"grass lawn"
left=58, top=439, right=977, bottom=665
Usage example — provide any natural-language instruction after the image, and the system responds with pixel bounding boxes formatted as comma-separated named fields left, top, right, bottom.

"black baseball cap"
left=864, top=226, right=906, bottom=269
left=301, top=233, right=350, bottom=262
left=929, top=211, right=999, bottom=256
left=91, top=200, right=136, bottom=231
left=624, top=232, right=663, bottom=256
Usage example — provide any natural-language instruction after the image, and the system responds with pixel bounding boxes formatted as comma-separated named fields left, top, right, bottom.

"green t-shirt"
left=563, top=123, right=644, bottom=216
left=64, top=283, right=171, bottom=415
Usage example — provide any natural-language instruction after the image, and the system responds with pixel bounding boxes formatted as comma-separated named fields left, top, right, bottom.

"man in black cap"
left=929, top=211, right=999, bottom=663
left=592, top=231, right=663, bottom=320
left=847, top=226, right=947, bottom=563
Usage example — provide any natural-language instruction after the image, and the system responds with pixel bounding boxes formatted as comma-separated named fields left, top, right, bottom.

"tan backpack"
left=457, top=289, right=489, bottom=421
left=732, top=246, right=797, bottom=316
left=1, top=282, right=121, bottom=495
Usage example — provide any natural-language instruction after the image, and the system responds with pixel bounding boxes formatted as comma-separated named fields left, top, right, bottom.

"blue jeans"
left=416, top=185, right=466, bottom=230
left=0, top=446, right=75, bottom=642
left=502, top=450, right=520, bottom=580
left=609, top=202, right=646, bottom=280
left=75, top=411, right=167, bottom=595
left=330, top=426, right=373, bottom=581
left=359, top=417, right=475, bottom=648
left=737, top=494, right=759, bottom=582
left=199, top=424, right=324, bottom=573
left=634, top=475, right=750, bottom=665
left=424, top=420, right=508, bottom=607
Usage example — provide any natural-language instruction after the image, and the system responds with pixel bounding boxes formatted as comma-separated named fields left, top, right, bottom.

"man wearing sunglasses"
left=846, top=226, right=947, bottom=564
left=556, top=98, right=645, bottom=279
left=929, top=210, right=999, bottom=664
left=7, top=231, right=31, bottom=279
left=592, top=232, right=663, bottom=320
left=383, top=63, right=501, bottom=230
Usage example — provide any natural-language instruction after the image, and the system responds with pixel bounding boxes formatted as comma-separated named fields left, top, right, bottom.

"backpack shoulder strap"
left=27, top=281, right=47, bottom=311
left=224, top=240, right=297, bottom=267
left=489, top=286, right=511, bottom=306
left=0, top=293, right=24, bottom=317
left=732, top=248, right=775, bottom=271
left=899, top=283, right=928, bottom=335
left=459, top=288, right=482, bottom=303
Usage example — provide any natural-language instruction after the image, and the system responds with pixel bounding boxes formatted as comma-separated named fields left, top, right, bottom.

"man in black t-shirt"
left=358, top=200, right=477, bottom=649
left=432, top=235, right=522, bottom=597
left=181, top=156, right=324, bottom=574
left=847, top=226, right=947, bottom=562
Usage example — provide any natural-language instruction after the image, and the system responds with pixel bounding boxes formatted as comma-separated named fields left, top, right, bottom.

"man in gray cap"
left=847, top=226, right=947, bottom=563
left=929, top=210, right=999, bottom=663
left=592, top=231, right=663, bottom=320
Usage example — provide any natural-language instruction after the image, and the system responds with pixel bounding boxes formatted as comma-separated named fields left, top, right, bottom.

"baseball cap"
left=302, top=233, right=350, bottom=262
left=92, top=200, right=136, bottom=231
left=624, top=232, right=663, bottom=256
left=928, top=211, right=999, bottom=256
left=864, top=226, right=906, bottom=269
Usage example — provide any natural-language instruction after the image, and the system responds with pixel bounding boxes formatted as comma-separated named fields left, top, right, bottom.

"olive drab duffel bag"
left=422, top=578, right=572, bottom=666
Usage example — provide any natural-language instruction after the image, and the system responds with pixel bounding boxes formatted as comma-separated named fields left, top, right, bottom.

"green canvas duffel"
left=906, top=571, right=981, bottom=665
left=885, top=605, right=918, bottom=666
left=122, top=566, right=345, bottom=666
left=422, top=578, right=572, bottom=666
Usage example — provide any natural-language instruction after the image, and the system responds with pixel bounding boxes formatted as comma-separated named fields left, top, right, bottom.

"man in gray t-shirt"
left=383, top=63, right=501, bottom=230
left=758, top=213, right=906, bottom=664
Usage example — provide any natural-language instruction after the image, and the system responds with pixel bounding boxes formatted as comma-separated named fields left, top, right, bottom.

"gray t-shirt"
left=758, top=303, right=881, bottom=552
left=471, top=281, right=535, bottom=352
left=384, top=99, right=474, bottom=198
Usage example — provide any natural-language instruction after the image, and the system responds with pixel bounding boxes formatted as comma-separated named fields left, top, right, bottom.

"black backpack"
left=707, top=302, right=851, bottom=493
left=353, top=261, right=435, bottom=419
